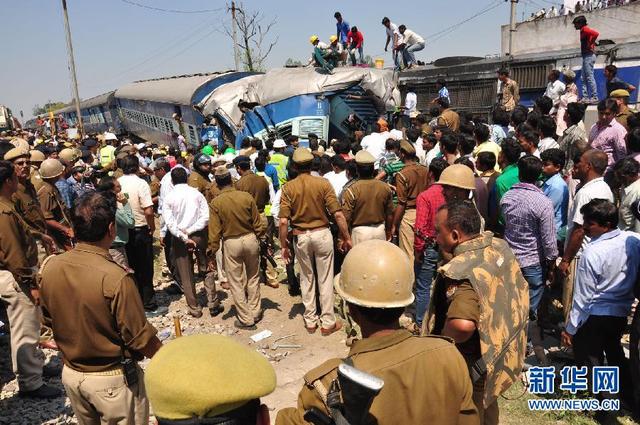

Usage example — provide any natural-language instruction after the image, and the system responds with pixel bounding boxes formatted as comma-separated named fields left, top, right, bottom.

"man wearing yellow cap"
left=276, top=240, right=478, bottom=424
left=279, top=148, right=352, bottom=336
left=610, top=89, right=635, bottom=131
left=145, top=334, right=276, bottom=424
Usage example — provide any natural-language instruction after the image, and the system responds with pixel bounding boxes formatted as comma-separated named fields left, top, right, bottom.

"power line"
left=120, top=0, right=223, bottom=14
left=427, top=0, right=504, bottom=44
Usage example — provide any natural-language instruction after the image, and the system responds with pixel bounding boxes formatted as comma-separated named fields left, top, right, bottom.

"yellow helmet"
left=329, top=35, right=338, bottom=43
left=309, top=35, right=319, bottom=44
left=335, top=240, right=415, bottom=308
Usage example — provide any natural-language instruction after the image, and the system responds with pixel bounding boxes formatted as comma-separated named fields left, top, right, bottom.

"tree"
left=32, top=101, right=67, bottom=117
left=285, top=58, right=303, bottom=67
left=224, top=3, right=278, bottom=72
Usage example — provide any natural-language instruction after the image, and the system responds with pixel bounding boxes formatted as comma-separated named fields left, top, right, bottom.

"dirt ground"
left=1, top=246, right=638, bottom=425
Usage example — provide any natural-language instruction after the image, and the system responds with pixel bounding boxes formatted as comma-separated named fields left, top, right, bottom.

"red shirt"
left=414, top=184, right=445, bottom=255
left=580, top=26, right=599, bottom=55
left=347, top=30, right=364, bottom=48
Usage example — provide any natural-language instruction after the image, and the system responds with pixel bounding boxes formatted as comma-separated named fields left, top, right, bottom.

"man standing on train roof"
left=573, top=15, right=600, bottom=103
left=334, top=12, right=350, bottom=47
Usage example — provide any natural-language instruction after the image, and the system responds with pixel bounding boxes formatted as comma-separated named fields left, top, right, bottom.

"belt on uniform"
left=292, top=226, right=328, bottom=236
left=68, top=364, right=127, bottom=376
left=134, top=225, right=149, bottom=230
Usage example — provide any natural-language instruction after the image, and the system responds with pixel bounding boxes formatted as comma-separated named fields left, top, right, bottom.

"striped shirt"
left=500, top=183, right=558, bottom=268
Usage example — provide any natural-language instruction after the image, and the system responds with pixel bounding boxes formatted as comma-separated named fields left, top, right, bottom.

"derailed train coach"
left=398, top=41, right=640, bottom=120
left=114, top=71, right=255, bottom=146
left=57, top=91, right=124, bottom=135
left=198, top=67, right=399, bottom=149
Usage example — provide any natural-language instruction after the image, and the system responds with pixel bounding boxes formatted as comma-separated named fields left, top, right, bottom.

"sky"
left=2, top=0, right=555, bottom=121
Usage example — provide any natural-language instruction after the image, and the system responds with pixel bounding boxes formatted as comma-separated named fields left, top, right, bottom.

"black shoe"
left=42, top=364, right=62, bottom=377
left=165, top=281, right=183, bottom=295
left=254, top=309, right=264, bottom=324
left=145, top=306, right=168, bottom=318
left=233, top=320, right=257, bottom=330
left=209, top=305, right=224, bottom=317
left=19, top=384, right=62, bottom=399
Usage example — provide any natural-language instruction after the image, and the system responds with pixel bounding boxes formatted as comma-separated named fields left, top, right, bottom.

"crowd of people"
left=308, top=12, right=426, bottom=72
left=1, top=14, right=640, bottom=425
left=528, top=0, right=637, bottom=21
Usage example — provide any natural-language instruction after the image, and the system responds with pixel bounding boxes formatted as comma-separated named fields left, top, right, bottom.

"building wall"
left=501, top=3, right=640, bottom=56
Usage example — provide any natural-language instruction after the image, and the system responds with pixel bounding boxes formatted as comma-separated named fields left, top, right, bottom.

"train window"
left=188, top=125, right=197, bottom=144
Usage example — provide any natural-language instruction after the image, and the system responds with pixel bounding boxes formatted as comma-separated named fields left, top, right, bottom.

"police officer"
left=0, top=160, right=61, bottom=399
left=29, top=149, right=46, bottom=191
left=392, top=140, right=428, bottom=263
left=37, top=158, right=74, bottom=250
left=208, top=165, right=265, bottom=329
left=276, top=240, right=479, bottom=424
left=341, top=150, right=394, bottom=245
left=145, top=334, right=276, bottom=425
left=234, top=155, right=278, bottom=287
left=427, top=200, right=528, bottom=424
left=39, top=191, right=163, bottom=424
left=279, top=148, right=352, bottom=336
left=4, top=148, right=56, bottom=254
left=188, top=152, right=214, bottom=200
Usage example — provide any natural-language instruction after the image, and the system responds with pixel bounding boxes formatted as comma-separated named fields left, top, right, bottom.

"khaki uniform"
left=500, top=79, right=520, bottom=112
left=427, top=232, right=529, bottom=425
left=341, top=178, right=393, bottom=245
left=13, top=180, right=47, bottom=235
left=616, top=105, right=635, bottom=131
left=149, top=176, right=160, bottom=200
left=275, top=330, right=479, bottom=425
left=437, top=108, right=461, bottom=132
left=30, top=168, right=44, bottom=191
left=280, top=173, right=341, bottom=329
left=0, top=196, right=43, bottom=392
left=208, top=187, right=265, bottom=326
left=188, top=171, right=212, bottom=200
left=236, top=172, right=277, bottom=284
left=395, top=163, right=428, bottom=263
left=39, top=243, right=157, bottom=425
left=37, top=180, right=72, bottom=249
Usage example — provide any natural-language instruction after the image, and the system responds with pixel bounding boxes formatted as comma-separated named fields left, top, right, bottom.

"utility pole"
left=229, top=1, right=241, bottom=71
left=61, top=0, right=84, bottom=138
left=507, top=0, right=519, bottom=57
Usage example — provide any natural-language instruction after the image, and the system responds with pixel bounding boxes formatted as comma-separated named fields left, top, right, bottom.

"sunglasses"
left=14, top=160, right=31, bottom=166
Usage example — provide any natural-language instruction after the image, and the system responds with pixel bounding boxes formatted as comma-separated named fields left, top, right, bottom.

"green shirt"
left=494, top=164, right=519, bottom=225
left=113, top=203, right=135, bottom=247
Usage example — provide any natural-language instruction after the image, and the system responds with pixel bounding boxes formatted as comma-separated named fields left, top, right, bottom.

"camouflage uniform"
left=426, top=232, right=529, bottom=424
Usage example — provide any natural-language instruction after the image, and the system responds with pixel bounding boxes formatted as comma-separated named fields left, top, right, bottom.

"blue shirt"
left=567, top=229, right=640, bottom=335
left=55, top=178, right=77, bottom=209
left=336, top=20, right=350, bottom=44
left=542, top=173, right=569, bottom=241
left=438, top=86, right=450, bottom=103
left=264, top=163, right=280, bottom=191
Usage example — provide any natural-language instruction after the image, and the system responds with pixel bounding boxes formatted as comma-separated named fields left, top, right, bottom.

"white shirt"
left=402, top=29, right=424, bottom=46
left=323, top=170, right=349, bottom=198
left=385, top=22, right=401, bottom=47
left=425, top=142, right=440, bottom=166
left=404, top=92, right=417, bottom=116
left=162, top=183, right=209, bottom=242
left=544, top=80, right=566, bottom=104
left=118, top=174, right=153, bottom=227
left=361, top=132, right=387, bottom=167
left=538, top=137, right=560, bottom=153
left=415, top=137, right=426, bottom=164
left=567, top=177, right=615, bottom=254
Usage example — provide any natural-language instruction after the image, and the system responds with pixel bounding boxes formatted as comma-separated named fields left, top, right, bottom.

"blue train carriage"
left=398, top=41, right=640, bottom=121
left=198, top=67, right=398, bottom=149
left=114, top=71, right=255, bottom=147
left=56, top=91, right=124, bottom=136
